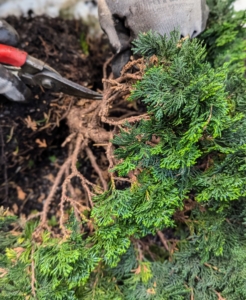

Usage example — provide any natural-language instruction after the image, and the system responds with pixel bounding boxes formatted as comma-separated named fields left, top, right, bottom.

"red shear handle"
left=0, top=44, right=27, bottom=67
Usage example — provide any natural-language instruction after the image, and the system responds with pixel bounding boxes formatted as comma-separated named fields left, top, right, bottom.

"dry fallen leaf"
left=37, top=193, right=46, bottom=203
left=24, top=115, right=37, bottom=131
left=16, top=186, right=26, bottom=201
left=132, top=265, right=141, bottom=275
left=10, top=230, right=22, bottom=237
left=12, top=203, right=18, bottom=214
left=35, top=138, right=47, bottom=148
left=43, top=173, right=55, bottom=183
left=149, top=55, right=158, bottom=65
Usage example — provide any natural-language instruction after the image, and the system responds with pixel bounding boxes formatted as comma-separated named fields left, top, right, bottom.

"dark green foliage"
left=0, top=0, right=246, bottom=298
left=115, top=204, right=246, bottom=300
left=200, top=0, right=246, bottom=75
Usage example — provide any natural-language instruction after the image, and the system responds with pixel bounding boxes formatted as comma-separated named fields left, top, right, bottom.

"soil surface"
left=0, top=16, right=110, bottom=216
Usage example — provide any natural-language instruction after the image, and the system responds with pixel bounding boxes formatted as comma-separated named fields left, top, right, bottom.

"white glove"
left=98, top=0, right=209, bottom=76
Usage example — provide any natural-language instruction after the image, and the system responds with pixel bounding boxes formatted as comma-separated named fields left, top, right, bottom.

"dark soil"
left=0, top=16, right=110, bottom=215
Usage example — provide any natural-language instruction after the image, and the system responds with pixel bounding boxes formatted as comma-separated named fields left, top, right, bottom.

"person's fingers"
left=0, top=19, right=19, bottom=46
left=112, top=49, right=131, bottom=78
left=98, top=0, right=123, bottom=52
left=98, top=0, right=132, bottom=77
left=0, top=64, right=32, bottom=102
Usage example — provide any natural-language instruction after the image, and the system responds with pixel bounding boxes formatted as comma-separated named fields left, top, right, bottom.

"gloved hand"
left=98, top=0, right=209, bottom=77
left=0, top=20, right=32, bottom=102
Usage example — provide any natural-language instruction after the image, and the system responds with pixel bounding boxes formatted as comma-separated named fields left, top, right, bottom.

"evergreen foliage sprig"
left=200, top=0, right=246, bottom=75
left=0, top=1, right=246, bottom=299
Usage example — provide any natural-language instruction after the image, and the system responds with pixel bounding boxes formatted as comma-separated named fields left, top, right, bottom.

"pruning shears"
left=0, top=44, right=102, bottom=100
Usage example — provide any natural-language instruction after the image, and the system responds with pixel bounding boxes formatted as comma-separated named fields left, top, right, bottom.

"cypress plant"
left=0, top=0, right=245, bottom=299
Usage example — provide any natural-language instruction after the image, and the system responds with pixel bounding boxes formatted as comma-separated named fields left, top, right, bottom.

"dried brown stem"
left=213, top=290, right=226, bottom=300
left=157, top=230, right=169, bottom=252
left=113, top=177, right=132, bottom=183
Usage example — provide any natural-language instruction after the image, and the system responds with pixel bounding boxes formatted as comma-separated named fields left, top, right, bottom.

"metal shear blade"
left=19, top=55, right=102, bottom=100
left=20, top=68, right=103, bottom=100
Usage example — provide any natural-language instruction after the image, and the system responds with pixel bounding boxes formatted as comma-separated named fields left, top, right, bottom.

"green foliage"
left=115, top=204, right=246, bottom=300
left=0, top=215, right=101, bottom=300
left=200, top=0, right=246, bottom=75
left=0, top=209, right=17, bottom=267
left=0, top=0, right=246, bottom=298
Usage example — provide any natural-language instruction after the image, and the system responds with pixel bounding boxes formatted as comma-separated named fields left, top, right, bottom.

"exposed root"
left=39, top=156, right=72, bottom=229
left=101, top=113, right=150, bottom=126
left=85, top=147, right=108, bottom=191
left=31, top=55, right=147, bottom=237
left=61, top=132, right=76, bottom=148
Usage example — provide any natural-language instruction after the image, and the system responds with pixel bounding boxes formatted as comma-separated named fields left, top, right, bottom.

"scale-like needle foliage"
left=0, top=0, right=246, bottom=299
